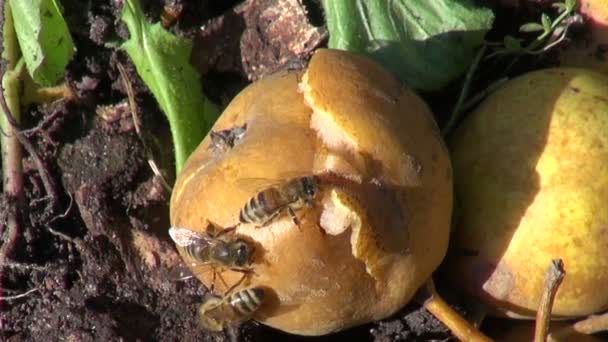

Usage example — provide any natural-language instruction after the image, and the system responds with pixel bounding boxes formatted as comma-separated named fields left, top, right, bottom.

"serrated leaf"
left=541, top=13, right=552, bottom=31
left=519, top=22, right=545, bottom=33
left=120, top=0, right=218, bottom=172
left=322, top=0, right=494, bottom=92
left=504, top=35, right=522, bottom=51
left=9, top=0, right=75, bottom=86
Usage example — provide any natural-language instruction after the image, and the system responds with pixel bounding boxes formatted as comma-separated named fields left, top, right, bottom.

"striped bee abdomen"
left=229, top=287, right=265, bottom=315
left=239, top=188, right=284, bottom=224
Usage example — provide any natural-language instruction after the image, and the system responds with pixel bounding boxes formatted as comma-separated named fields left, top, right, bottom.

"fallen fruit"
left=447, top=68, right=608, bottom=318
left=169, top=49, right=453, bottom=335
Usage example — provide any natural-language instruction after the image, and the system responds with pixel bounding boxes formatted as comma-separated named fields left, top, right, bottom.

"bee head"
left=232, top=239, right=253, bottom=267
left=304, top=177, right=318, bottom=197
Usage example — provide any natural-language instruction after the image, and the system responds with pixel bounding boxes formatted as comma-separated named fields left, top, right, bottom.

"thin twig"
left=442, top=45, right=487, bottom=137
left=148, top=160, right=172, bottom=192
left=534, top=259, right=566, bottom=342
left=117, top=62, right=142, bottom=136
left=0, top=287, right=38, bottom=301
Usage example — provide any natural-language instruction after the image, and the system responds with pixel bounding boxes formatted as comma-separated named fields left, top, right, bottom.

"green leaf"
left=541, top=13, right=552, bottom=32
left=565, top=0, right=577, bottom=11
left=503, top=35, right=522, bottom=52
left=120, top=0, right=219, bottom=173
left=519, top=22, right=545, bottom=33
left=322, top=0, right=494, bottom=91
left=552, top=2, right=567, bottom=13
left=9, top=0, right=75, bottom=86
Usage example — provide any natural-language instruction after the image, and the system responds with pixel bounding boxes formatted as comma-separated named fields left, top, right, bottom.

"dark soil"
left=0, top=0, right=601, bottom=341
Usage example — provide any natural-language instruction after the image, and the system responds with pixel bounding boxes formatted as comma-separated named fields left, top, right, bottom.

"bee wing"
left=168, top=263, right=195, bottom=282
left=234, top=171, right=310, bottom=193
left=169, top=226, right=208, bottom=247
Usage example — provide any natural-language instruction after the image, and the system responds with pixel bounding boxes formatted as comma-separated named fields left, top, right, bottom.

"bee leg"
left=219, top=274, right=230, bottom=292
left=287, top=207, right=302, bottom=230
left=224, top=269, right=251, bottom=295
left=210, top=268, right=217, bottom=293
left=255, top=211, right=281, bottom=229
left=205, top=220, right=225, bottom=237
left=215, top=225, right=238, bottom=238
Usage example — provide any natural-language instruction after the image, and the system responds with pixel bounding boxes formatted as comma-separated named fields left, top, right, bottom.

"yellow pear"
left=447, top=68, right=608, bottom=318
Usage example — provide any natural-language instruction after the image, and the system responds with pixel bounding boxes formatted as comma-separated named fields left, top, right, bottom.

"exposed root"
left=0, top=287, right=38, bottom=301
left=46, top=225, right=79, bottom=244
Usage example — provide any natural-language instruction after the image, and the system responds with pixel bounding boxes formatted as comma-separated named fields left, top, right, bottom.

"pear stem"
left=420, top=279, right=492, bottom=342
left=534, top=259, right=566, bottom=342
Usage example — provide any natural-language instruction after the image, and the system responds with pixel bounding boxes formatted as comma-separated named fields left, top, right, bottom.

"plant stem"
left=442, top=45, right=486, bottom=137
left=0, top=0, right=23, bottom=269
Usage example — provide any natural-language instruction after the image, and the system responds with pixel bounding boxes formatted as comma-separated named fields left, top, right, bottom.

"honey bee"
left=169, top=222, right=254, bottom=292
left=209, top=124, right=247, bottom=153
left=239, top=175, right=320, bottom=228
left=199, top=287, right=265, bottom=331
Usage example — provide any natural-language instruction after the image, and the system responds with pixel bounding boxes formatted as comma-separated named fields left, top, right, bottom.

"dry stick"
left=550, top=311, right=608, bottom=340
left=534, top=259, right=566, bottom=342
left=420, top=279, right=493, bottom=342
left=117, top=62, right=172, bottom=192
left=116, top=62, right=142, bottom=136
